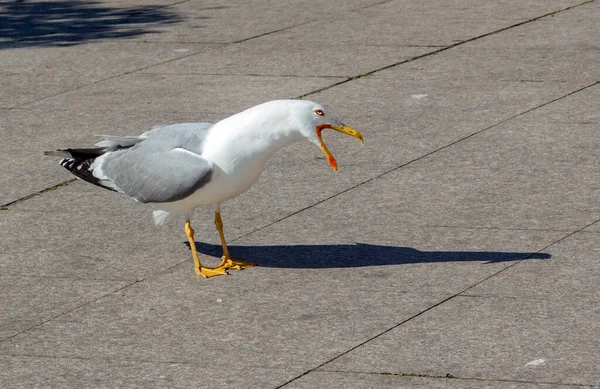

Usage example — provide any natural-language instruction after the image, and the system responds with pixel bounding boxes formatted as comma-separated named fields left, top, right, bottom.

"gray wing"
left=95, top=122, right=212, bottom=153
left=95, top=123, right=215, bottom=203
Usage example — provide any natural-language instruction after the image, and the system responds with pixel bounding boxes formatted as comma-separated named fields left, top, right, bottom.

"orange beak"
left=316, top=123, right=364, bottom=171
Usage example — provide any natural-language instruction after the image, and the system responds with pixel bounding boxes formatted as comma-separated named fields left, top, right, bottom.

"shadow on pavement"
left=0, top=0, right=184, bottom=48
left=189, top=242, right=551, bottom=269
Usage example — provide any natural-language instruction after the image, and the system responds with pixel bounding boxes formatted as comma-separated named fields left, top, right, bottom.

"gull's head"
left=289, top=100, right=364, bottom=171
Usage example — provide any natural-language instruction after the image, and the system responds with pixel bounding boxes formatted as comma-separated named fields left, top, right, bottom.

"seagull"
left=45, top=100, right=364, bottom=277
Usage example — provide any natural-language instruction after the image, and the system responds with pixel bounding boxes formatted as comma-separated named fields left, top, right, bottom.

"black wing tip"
left=51, top=148, right=118, bottom=194
left=59, top=158, right=118, bottom=193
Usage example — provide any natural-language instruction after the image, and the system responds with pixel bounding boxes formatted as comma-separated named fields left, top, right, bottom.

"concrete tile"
left=0, top=72, right=82, bottom=109
left=140, top=16, right=435, bottom=77
left=516, top=83, right=600, bottom=124
left=323, top=296, right=600, bottom=386
left=310, top=69, right=587, bottom=128
left=0, top=182, right=218, bottom=280
left=0, top=42, right=213, bottom=108
left=467, top=1, right=600, bottom=50
left=0, top=355, right=296, bottom=389
left=120, top=0, right=380, bottom=44
left=259, top=0, right=583, bottom=48
left=0, top=265, right=441, bottom=371
left=466, top=232, right=600, bottom=300
left=311, top=85, right=600, bottom=231
left=582, top=223, right=600, bottom=233
left=0, top=148, right=73, bottom=207
left=303, top=77, right=594, bottom=211
left=288, top=371, right=583, bottom=389
left=142, top=39, right=432, bottom=78
left=372, top=47, right=599, bottom=83
left=0, top=276, right=127, bottom=341
left=366, top=0, right=584, bottom=23
left=23, top=73, right=342, bottom=114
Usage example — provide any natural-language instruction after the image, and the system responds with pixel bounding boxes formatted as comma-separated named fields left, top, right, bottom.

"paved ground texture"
left=1, top=0, right=599, bottom=388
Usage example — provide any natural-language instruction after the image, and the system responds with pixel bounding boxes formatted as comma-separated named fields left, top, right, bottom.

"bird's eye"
left=314, top=109, right=324, bottom=116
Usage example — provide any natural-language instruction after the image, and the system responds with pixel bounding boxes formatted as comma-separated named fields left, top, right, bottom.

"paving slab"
left=253, top=0, right=585, bottom=48
left=371, top=47, right=599, bottom=83
left=463, top=0, right=599, bottom=50
left=0, top=355, right=297, bottom=389
left=22, top=73, right=341, bottom=114
left=582, top=223, right=600, bottom=233
left=118, top=0, right=381, bottom=44
left=363, top=0, right=586, bottom=23
left=466, top=232, right=600, bottom=300
left=0, top=276, right=127, bottom=341
left=287, top=370, right=589, bottom=389
left=0, top=42, right=215, bottom=109
left=0, top=263, right=442, bottom=373
left=312, top=84, right=600, bottom=231
left=0, top=181, right=216, bottom=280
left=322, top=295, right=600, bottom=386
left=309, top=70, right=591, bottom=148
left=141, top=39, right=432, bottom=77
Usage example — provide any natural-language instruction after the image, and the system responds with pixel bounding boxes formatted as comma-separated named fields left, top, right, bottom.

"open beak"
left=316, top=123, right=364, bottom=171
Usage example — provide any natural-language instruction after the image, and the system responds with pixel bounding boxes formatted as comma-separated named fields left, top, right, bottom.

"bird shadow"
left=186, top=242, right=551, bottom=269
left=0, top=0, right=187, bottom=49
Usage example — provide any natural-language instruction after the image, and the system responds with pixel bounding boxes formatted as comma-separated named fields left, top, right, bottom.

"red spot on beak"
left=327, top=154, right=338, bottom=170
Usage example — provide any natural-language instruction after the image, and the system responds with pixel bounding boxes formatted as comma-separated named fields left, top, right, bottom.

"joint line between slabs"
left=1, top=178, right=77, bottom=208
left=317, top=369, right=596, bottom=387
left=457, top=212, right=600, bottom=296
left=275, top=295, right=457, bottom=388
left=0, top=281, right=140, bottom=346
left=296, top=0, right=595, bottom=99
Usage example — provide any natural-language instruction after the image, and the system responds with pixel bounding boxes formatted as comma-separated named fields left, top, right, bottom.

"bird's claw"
left=220, top=257, right=255, bottom=270
left=194, top=258, right=255, bottom=278
left=196, top=266, right=228, bottom=278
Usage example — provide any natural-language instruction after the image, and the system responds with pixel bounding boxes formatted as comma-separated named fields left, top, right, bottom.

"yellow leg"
left=214, top=212, right=255, bottom=270
left=185, top=220, right=227, bottom=278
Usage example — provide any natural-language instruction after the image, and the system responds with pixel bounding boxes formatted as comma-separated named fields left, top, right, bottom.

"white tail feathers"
left=153, top=210, right=172, bottom=226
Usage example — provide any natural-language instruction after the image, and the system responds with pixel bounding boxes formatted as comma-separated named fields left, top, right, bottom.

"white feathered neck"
left=201, top=101, right=308, bottom=171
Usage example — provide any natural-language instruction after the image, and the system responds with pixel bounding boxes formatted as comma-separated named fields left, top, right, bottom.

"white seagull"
left=45, top=100, right=364, bottom=277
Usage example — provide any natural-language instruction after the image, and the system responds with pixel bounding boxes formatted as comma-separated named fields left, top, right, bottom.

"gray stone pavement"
left=1, top=0, right=599, bottom=387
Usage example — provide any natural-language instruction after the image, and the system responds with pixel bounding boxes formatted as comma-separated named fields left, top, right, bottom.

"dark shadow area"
left=187, top=242, right=551, bottom=269
left=0, top=0, right=185, bottom=49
